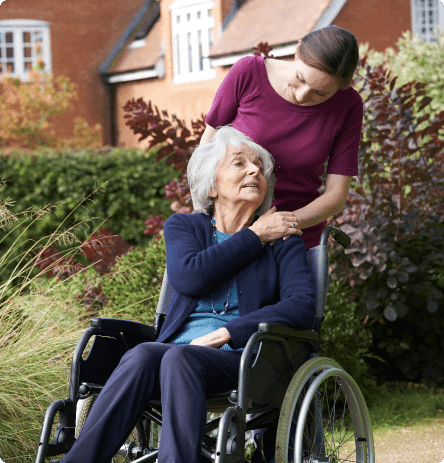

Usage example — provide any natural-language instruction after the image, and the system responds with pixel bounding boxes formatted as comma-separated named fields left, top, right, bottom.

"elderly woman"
left=61, top=127, right=315, bottom=463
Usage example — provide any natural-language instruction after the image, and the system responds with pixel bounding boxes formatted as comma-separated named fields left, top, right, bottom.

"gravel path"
left=1, top=421, right=442, bottom=463
left=374, top=418, right=444, bottom=463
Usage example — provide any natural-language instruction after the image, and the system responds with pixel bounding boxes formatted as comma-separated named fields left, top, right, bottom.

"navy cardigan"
left=156, top=213, right=316, bottom=350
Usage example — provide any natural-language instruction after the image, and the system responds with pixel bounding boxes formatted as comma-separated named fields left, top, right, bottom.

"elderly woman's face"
left=209, top=144, right=267, bottom=210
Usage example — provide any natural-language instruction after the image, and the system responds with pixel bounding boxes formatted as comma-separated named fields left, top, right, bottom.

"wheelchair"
left=35, top=226, right=375, bottom=463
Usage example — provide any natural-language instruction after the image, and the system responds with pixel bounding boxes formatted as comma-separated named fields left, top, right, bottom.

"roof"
left=209, top=0, right=334, bottom=57
left=100, top=0, right=160, bottom=76
left=108, top=19, right=162, bottom=73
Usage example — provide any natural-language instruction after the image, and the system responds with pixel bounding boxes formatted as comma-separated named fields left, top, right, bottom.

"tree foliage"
left=0, top=70, right=77, bottom=149
left=0, top=67, right=102, bottom=150
left=123, top=100, right=206, bottom=220
left=360, top=30, right=444, bottom=114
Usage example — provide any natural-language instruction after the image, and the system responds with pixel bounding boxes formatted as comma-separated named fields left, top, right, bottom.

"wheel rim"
left=75, top=396, right=152, bottom=463
left=276, top=358, right=374, bottom=463
left=295, top=368, right=369, bottom=463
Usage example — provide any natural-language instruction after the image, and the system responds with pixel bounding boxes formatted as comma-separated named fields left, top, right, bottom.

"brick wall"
left=0, top=0, right=146, bottom=143
left=334, top=0, right=411, bottom=52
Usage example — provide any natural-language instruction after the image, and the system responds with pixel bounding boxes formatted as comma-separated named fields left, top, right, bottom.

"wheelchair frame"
left=35, top=226, right=375, bottom=463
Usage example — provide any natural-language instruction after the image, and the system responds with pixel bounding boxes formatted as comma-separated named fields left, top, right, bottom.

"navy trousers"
left=61, top=343, right=243, bottom=463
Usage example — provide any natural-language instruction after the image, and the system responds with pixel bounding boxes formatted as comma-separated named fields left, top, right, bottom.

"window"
left=411, top=0, right=444, bottom=42
left=170, top=0, right=216, bottom=83
left=0, top=20, right=51, bottom=79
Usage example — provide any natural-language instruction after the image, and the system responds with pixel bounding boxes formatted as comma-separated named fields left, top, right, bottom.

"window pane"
left=7, top=62, right=14, bottom=72
left=177, top=15, right=180, bottom=24
left=6, top=47, right=13, bottom=58
left=208, top=28, right=213, bottom=48
left=33, top=30, right=43, bottom=42
left=198, top=30, right=203, bottom=71
left=187, top=32, right=192, bottom=72
left=23, top=31, right=31, bottom=43
left=0, top=48, right=2, bottom=58
left=187, top=13, right=191, bottom=21
left=24, top=61, right=33, bottom=72
left=0, top=63, right=3, bottom=73
left=175, top=34, right=180, bottom=75
left=197, top=11, right=201, bottom=19
left=0, top=32, right=2, bottom=43
left=208, top=9, right=212, bottom=17
left=6, top=32, right=13, bottom=43
left=24, top=46, right=32, bottom=58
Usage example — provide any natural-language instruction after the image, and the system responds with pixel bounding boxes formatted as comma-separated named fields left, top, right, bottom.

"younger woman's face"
left=286, top=47, right=341, bottom=106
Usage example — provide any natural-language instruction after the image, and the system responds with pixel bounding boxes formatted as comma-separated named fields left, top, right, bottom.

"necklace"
left=211, top=217, right=235, bottom=315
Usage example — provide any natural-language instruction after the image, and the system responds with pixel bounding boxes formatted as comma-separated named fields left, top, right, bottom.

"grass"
left=0, top=198, right=92, bottom=462
left=0, top=292, right=85, bottom=462
left=368, top=382, right=444, bottom=430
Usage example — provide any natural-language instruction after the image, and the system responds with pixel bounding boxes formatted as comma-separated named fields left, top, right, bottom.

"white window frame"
left=0, top=19, right=51, bottom=80
left=170, top=0, right=216, bottom=84
left=411, top=0, right=444, bottom=42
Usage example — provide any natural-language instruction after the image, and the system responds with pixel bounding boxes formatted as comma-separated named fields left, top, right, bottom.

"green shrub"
left=328, top=54, right=444, bottom=386
left=101, top=236, right=167, bottom=324
left=321, top=281, right=378, bottom=397
left=0, top=146, right=178, bottom=244
left=360, top=30, right=444, bottom=114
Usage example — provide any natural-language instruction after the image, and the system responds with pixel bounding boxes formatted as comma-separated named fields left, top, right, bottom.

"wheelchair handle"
left=319, top=226, right=351, bottom=248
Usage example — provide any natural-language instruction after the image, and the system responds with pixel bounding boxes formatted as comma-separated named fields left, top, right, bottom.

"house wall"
left=0, top=0, right=146, bottom=143
left=114, top=0, right=232, bottom=147
left=115, top=70, right=230, bottom=147
left=334, top=0, right=411, bottom=52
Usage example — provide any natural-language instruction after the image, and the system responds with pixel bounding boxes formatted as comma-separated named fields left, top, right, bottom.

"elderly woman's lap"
left=121, top=342, right=242, bottom=396
left=63, top=344, right=242, bottom=463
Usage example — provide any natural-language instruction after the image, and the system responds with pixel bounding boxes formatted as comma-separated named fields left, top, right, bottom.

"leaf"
left=394, top=302, right=409, bottom=317
left=426, top=298, right=438, bottom=313
left=384, top=305, right=397, bottom=321
left=389, top=76, right=398, bottom=92
left=397, top=271, right=409, bottom=283
left=387, top=274, right=398, bottom=289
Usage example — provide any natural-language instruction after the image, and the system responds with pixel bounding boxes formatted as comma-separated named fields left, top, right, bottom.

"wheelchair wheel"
left=275, top=357, right=374, bottom=463
left=75, top=396, right=151, bottom=462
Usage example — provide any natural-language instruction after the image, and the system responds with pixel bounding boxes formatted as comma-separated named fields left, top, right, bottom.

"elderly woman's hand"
left=249, top=207, right=302, bottom=245
left=190, top=327, right=232, bottom=348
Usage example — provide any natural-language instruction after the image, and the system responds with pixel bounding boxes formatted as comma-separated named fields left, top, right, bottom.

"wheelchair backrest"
left=155, top=244, right=329, bottom=321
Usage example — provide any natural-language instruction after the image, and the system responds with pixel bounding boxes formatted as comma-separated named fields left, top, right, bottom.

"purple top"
left=205, top=56, right=363, bottom=249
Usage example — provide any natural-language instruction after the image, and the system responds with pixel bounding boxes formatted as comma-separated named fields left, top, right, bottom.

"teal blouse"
left=169, top=230, right=242, bottom=351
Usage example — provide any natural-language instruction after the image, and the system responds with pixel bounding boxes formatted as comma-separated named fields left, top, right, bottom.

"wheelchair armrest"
left=90, top=317, right=156, bottom=337
left=258, top=322, right=317, bottom=342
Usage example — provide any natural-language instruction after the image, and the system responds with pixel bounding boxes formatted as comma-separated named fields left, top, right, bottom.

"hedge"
left=0, top=146, right=178, bottom=285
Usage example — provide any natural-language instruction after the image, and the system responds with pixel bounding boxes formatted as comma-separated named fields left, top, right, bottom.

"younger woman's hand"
left=249, top=207, right=302, bottom=245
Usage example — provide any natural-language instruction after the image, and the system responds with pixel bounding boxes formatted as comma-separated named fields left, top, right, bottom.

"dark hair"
left=297, top=26, right=359, bottom=90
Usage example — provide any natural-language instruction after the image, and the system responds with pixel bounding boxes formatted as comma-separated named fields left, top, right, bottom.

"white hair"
left=187, top=126, right=275, bottom=216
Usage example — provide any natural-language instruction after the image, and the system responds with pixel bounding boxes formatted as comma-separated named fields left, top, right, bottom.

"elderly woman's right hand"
left=249, top=207, right=302, bottom=245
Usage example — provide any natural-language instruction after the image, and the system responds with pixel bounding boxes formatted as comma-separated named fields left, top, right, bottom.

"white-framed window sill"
left=172, top=68, right=216, bottom=84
